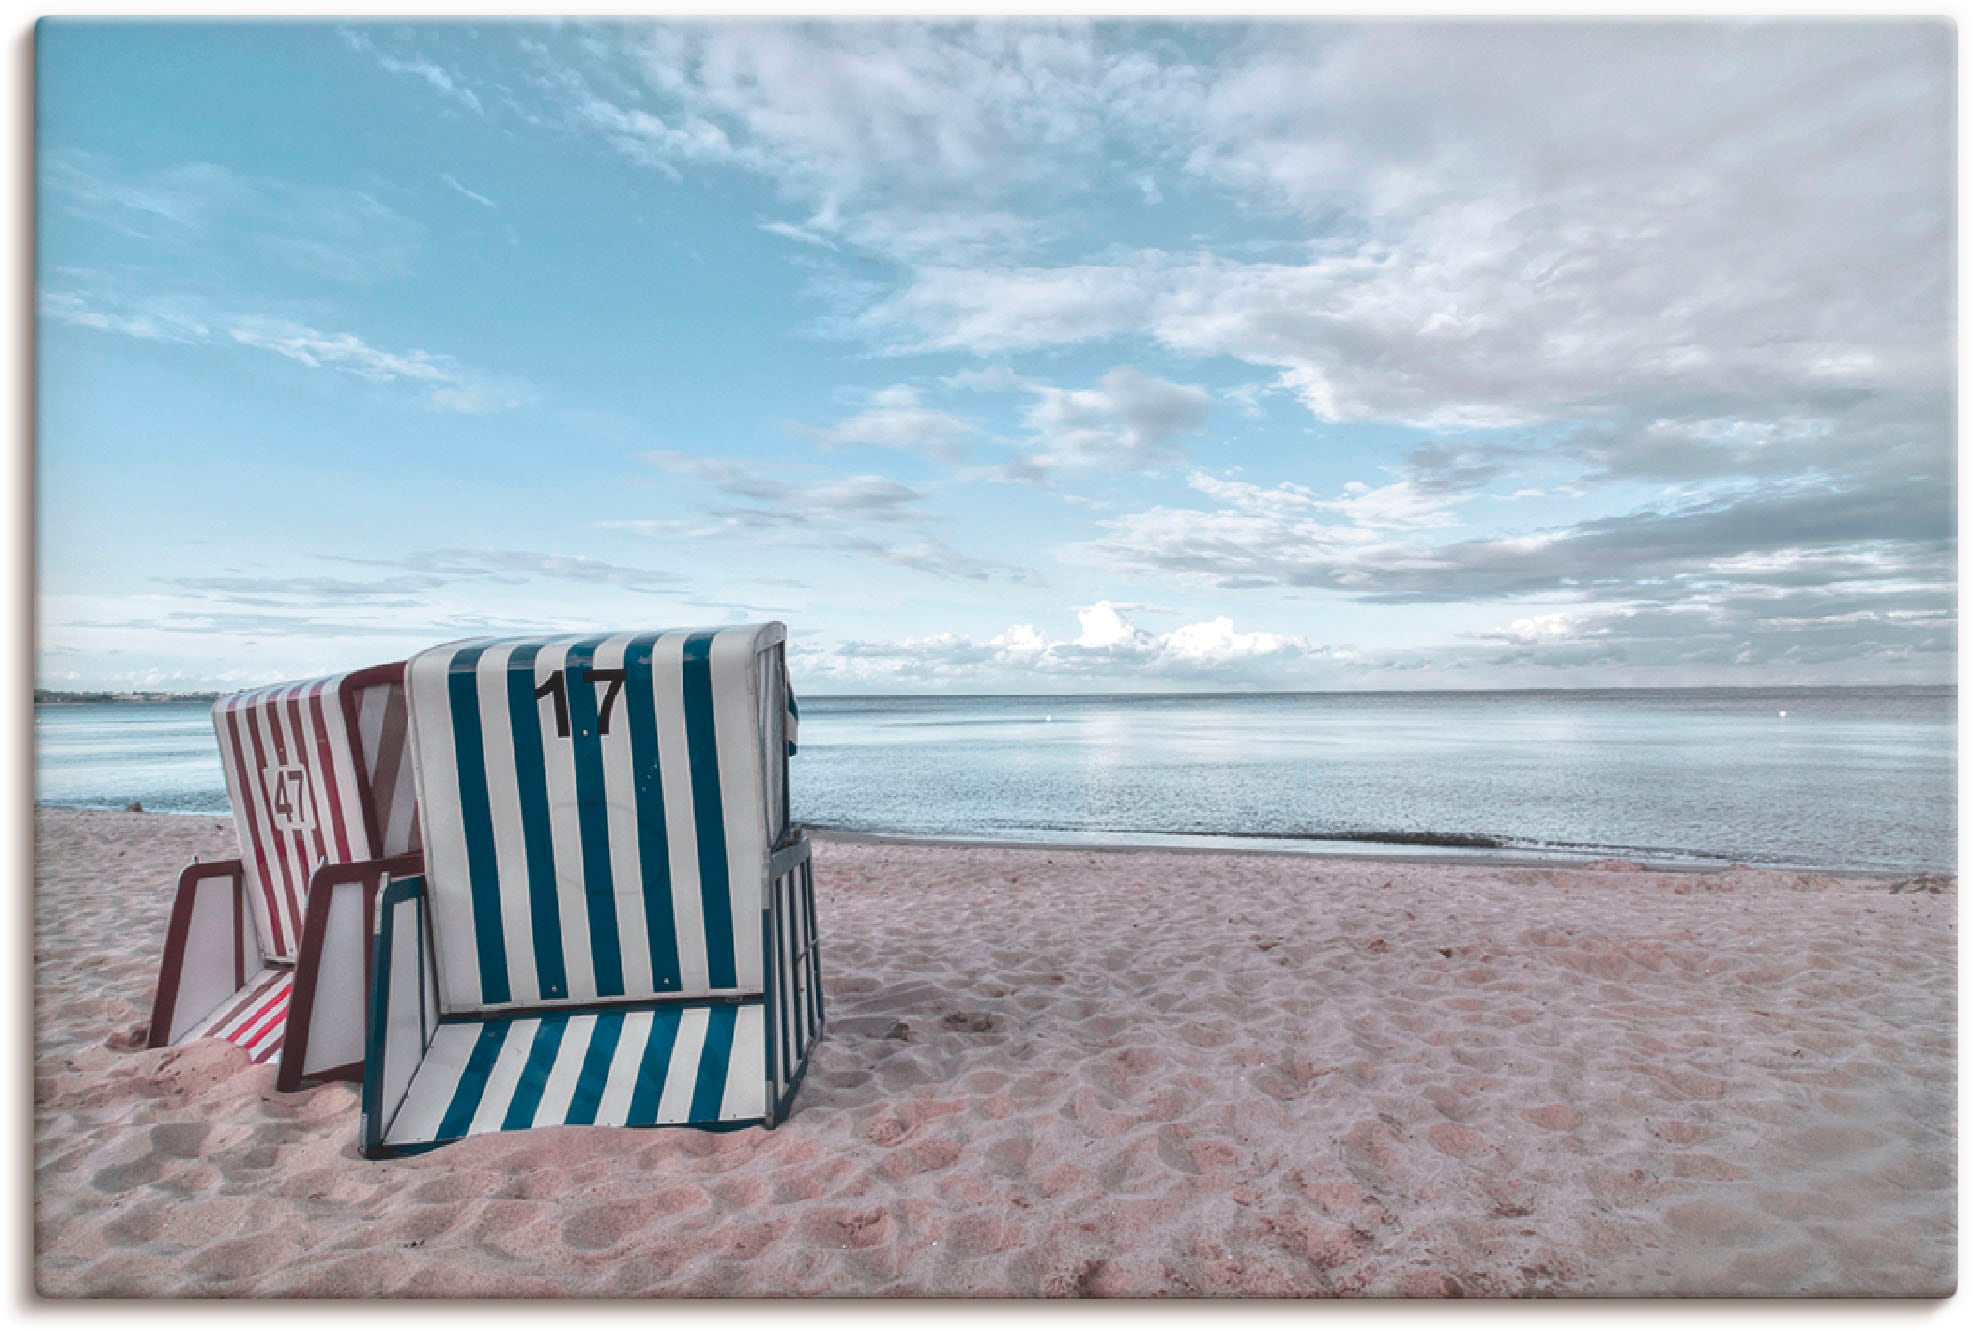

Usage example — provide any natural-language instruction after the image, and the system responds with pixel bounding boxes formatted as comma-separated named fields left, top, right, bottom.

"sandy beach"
left=33, top=807, right=1954, bottom=1298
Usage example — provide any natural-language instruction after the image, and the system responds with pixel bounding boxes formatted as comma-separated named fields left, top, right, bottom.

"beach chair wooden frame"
left=147, top=663, right=422, bottom=1089
left=358, top=624, right=820, bottom=1158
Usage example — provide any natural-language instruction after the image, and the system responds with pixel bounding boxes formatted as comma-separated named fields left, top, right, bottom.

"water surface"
left=35, top=686, right=1955, bottom=872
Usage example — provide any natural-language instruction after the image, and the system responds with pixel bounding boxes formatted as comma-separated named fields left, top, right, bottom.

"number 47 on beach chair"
left=359, top=624, right=820, bottom=1158
left=147, top=663, right=423, bottom=1091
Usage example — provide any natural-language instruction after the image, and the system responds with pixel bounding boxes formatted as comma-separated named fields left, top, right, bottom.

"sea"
left=33, top=686, right=1956, bottom=874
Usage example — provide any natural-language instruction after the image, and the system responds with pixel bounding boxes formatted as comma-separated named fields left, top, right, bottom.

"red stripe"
left=308, top=681, right=354, bottom=864
left=223, top=980, right=290, bottom=1043
left=235, top=991, right=291, bottom=1051
left=223, top=703, right=288, bottom=956
left=244, top=694, right=299, bottom=954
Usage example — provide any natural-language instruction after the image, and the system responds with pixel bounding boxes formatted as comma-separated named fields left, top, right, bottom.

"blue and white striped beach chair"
left=359, top=624, right=820, bottom=1157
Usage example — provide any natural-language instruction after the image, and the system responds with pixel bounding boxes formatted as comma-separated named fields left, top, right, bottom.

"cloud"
left=45, top=151, right=424, bottom=283
left=1020, top=367, right=1210, bottom=473
left=329, top=549, right=684, bottom=595
left=225, top=316, right=532, bottom=413
left=38, top=289, right=209, bottom=344
left=518, top=21, right=1203, bottom=266
left=610, top=453, right=1030, bottom=582
left=42, top=282, right=533, bottom=415
left=341, top=28, right=485, bottom=115
left=441, top=173, right=498, bottom=209
left=1087, top=470, right=1952, bottom=626
left=801, top=600, right=1330, bottom=689
left=798, top=385, right=975, bottom=461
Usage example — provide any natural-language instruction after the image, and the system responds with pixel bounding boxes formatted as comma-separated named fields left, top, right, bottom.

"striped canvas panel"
left=350, top=672, right=421, bottom=855
left=380, top=1002, right=767, bottom=1149
left=182, top=967, right=291, bottom=1064
left=212, top=676, right=375, bottom=962
left=406, top=626, right=783, bottom=1015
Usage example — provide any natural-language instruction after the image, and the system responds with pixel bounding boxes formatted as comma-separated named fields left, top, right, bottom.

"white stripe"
left=654, top=1007, right=710, bottom=1124
left=294, top=683, right=341, bottom=871
left=477, top=643, right=540, bottom=1006
left=183, top=970, right=283, bottom=1041
left=594, top=633, right=655, bottom=997
left=384, top=1023, right=481, bottom=1146
left=531, top=1014, right=597, bottom=1127
left=650, top=634, right=710, bottom=993
left=591, top=1010, right=654, bottom=1127
left=358, top=682, right=388, bottom=785
left=245, top=1003, right=288, bottom=1060
left=540, top=638, right=597, bottom=1003
left=711, top=628, right=768, bottom=990
left=385, top=718, right=421, bottom=856
left=214, top=700, right=280, bottom=959
left=321, top=678, right=372, bottom=860
left=249, top=695, right=303, bottom=956
left=464, top=1019, right=541, bottom=1138
left=405, top=646, right=473, bottom=1010
left=723, top=1005, right=766, bottom=1120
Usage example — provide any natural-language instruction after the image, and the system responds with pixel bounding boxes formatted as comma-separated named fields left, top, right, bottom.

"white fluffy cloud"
left=1022, top=367, right=1209, bottom=472
left=800, top=385, right=975, bottom=461
left=808, top=600, right=1326, bottom=689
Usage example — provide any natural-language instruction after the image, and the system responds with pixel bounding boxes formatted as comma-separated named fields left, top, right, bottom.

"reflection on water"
left=35, top=686, right=1956, bottom=872
left=794, top=688, right=1954, bottom=873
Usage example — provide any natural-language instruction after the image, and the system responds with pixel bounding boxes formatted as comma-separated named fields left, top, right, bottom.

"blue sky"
left=35, top=18, right=1953, bottom=693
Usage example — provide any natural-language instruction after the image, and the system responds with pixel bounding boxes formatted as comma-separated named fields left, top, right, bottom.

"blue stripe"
left=689, top=1003, right=739, bottom=1123
left=436, top=1020, right=510, bottom=1141
left=623, top=633, right=681, bottom=991
left=681, top=632, right=736, bottom=988
left=563, top=1011, right=625, bottom=1126
left=506, top=646, right=568, bottom=1001
left=501, top=1016, right=570, bottom=1130
left=446, top=647, right=509, bottom=1006
left=625, top=1007, right=682, bottom=1124
left=563, top=636, right=624, bottom=997
left=359, top=876, right=421, bottom=1156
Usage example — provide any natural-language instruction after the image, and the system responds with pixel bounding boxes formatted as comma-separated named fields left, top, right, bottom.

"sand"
left=32, top=807, right=1955, bottom=1298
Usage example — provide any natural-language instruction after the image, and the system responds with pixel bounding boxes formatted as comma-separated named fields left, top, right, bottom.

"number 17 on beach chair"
left=359, top=624, right=820, bottom=1158
left=147, top=664, right=422, bottom=1090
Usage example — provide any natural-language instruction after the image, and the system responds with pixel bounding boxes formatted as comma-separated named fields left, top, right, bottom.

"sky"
left=34, top=18, right=1955, bottom=694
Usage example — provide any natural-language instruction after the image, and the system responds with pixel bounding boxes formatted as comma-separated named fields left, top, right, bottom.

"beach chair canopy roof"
left=404, top=624, right=797, bottom=1017
left=211, top=662, right=416, bottom=962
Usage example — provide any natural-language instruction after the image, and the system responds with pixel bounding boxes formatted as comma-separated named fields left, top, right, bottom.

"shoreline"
left=32, top=803, right=1942, bottom=880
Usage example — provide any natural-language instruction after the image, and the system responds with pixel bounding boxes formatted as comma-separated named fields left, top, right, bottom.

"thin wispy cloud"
left=46, top=151, right=424, bottom=283
left=341, top=27, right=485, bottom=116
left=440, top=173, right=497, bottom=209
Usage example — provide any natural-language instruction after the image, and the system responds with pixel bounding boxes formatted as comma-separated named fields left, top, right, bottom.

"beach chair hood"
left=361, top=624, right=820, bottom=1156
left=151, top=662, right=421, bottom=1083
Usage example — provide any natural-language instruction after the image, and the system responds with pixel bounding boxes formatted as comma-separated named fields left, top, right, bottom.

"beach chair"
left=359, top=624, right=820, bottom=1158
left=148, top=663, right=422, bottom=1089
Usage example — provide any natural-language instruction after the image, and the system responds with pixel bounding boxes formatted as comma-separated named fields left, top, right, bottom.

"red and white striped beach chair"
left=148, top=663, right=422, bottom=1089
left=359, top=624, right=820, bottom=1157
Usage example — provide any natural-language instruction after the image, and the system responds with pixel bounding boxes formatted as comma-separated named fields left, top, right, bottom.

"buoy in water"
left=1779, top=710, right=1788, bottom=718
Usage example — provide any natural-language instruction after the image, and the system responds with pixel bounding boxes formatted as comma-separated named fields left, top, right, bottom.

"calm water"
left=35, top=687, right=1956, bottom=872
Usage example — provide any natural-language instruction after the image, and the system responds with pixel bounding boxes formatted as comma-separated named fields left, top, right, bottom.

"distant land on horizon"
left=31, top=682, right=1954, bottom=706
left=34, top=689, right=223, bottom=705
